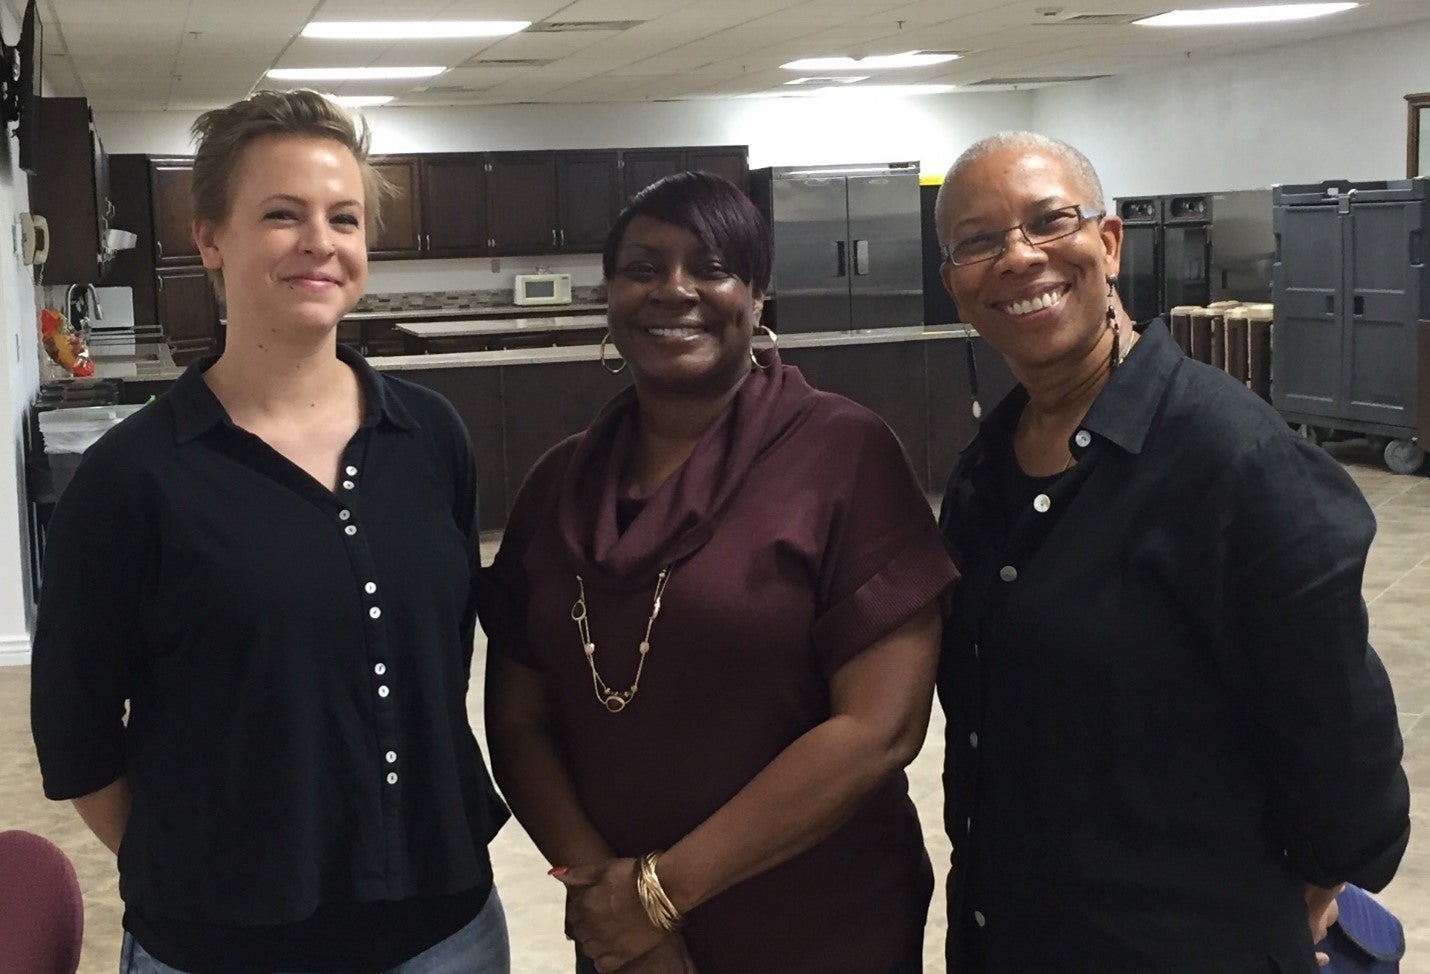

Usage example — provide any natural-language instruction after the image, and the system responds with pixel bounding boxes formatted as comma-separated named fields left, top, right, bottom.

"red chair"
left=0, top=830, right=84, bottom=974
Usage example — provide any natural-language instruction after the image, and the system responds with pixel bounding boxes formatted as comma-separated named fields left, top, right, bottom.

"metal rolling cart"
left=1272, top=179, right=1429, bottom=474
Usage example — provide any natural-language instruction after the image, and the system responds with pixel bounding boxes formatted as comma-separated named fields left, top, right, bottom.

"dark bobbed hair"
left=602, top=171, right=772, bottom=294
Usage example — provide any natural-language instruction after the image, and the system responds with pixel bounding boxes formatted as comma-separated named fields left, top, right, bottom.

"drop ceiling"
left=31, top=0, right=1430, bottom=111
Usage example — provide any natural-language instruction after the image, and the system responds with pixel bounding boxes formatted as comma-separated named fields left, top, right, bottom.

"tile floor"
left=1, top=441, right=1426, bottom=973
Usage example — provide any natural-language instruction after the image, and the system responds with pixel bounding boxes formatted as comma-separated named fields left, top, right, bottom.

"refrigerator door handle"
left=1353, top=295, right=1365, bottom=317
left=1324, top=295, right=1335, bottom=315
left=834, top=240, right=847, bottom=277
left=854, top=239, right=870, bottom=275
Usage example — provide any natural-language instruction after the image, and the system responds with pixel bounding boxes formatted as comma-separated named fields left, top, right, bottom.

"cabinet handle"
left=156, top=240, right=164, bottom=259
left=854, top=239, right=870, bottom=275
left=156, top=273, right=164, bottom=292
left=559, top=229, right=565, bottom=247
left=1353, top=295, right=1365, bottom=316
left=1324, top=295, right=1334, bottom=315
left=551, top=229, right=558, bottom=246
left=834, top=240, right=846, bottom=277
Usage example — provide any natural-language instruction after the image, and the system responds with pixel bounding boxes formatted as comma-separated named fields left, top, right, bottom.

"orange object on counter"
left=39, top=307, right=94, bottom=377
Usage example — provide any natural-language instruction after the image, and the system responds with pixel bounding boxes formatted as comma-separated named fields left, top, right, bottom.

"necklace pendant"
left=604, top=694, right=628, bottom=713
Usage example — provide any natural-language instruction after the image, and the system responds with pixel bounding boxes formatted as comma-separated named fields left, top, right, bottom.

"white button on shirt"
left=385, top=751, right=397, bottom=763
left=339, top=510, right=352, bottom=522
left=373, top=663, right=386, bottom=676
left=377, top=685, right=390, bottom=698
left=1033, top=493, right=1052, bottom=513
left=999, top=565, right=1018, bottom=583
left=1074, top=429, right=1092, bottom=448
left=974, top=911, right=987, bottom=928
left=345, top=466, right=358, bottom=477
left=369, top=607, right=382, bottom=620
left=341, top=480, right=355, bottom=491
left=386, top=772, right=398, bottom=785
left=364, top=582, right=377, bottom=594
left=344, top=525, right=357, bottom=537
left=969, top=731, right=979, bottom=748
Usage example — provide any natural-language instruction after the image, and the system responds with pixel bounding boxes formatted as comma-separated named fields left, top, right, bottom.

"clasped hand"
left=555, top=857, right=697, bottom=973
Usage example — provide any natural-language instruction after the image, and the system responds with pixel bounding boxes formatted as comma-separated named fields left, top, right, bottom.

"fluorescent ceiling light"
left=783, top=76, right=869, bottom=85
left=1135, top=3, right=1357, bottom=26
left=780, top=51, right=960, bottom=71
left=332, top=95, right=395, bottom=107
left=303, top=21, right=530, bottom=39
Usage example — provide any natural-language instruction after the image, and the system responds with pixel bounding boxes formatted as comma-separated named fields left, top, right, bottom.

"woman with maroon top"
left=484, top=171, right=957, bottom=974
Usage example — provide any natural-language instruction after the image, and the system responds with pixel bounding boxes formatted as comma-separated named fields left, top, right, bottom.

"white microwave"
left=513, top=272, right=573, bottom=306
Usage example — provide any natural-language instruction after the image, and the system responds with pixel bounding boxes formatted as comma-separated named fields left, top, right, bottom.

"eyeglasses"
left=940, top=204, right=1104, bottom=266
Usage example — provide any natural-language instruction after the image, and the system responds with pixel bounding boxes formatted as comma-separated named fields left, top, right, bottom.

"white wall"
left=97, top=91, right=1032, bottom=174
left=96, top=91, right=1032, bottom=296
left=1032, top=19, right=1430, bottom=200
left=0, top=0, right=42, bottom=663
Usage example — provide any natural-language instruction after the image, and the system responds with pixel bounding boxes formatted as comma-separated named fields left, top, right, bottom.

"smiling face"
left=193, top=133, right=367, bottom=338
left=606, top=215, right=765, bottom=397
left=938, top=147, right=1122, bottom=373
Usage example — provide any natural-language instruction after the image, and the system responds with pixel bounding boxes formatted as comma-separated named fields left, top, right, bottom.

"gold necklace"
left=570, top=567, right=672, bottom=713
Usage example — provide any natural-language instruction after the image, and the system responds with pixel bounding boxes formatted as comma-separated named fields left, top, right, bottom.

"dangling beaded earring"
left=1106, top=276, right=1122, bottom=372
left=965, top=337, right=983, bottom=419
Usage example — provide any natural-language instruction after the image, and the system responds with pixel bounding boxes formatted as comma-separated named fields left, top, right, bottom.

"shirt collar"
left=1077, top=318, right=1180, bottom=457
left=170, top=343, right=418, bottom=444
left=962, top=318, right=1181, bottom=465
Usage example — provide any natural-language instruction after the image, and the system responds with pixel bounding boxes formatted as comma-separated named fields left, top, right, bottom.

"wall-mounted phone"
left=17, top=212, right=47, bottom=266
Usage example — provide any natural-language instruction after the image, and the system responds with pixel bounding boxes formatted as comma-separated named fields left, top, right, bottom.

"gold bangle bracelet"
left=635, top=851, right=684, bottom=932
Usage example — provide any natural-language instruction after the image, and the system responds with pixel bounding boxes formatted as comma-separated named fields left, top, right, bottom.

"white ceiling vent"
left=459, top=58, right=555, bottom=68
left=526, top=21, right=645, bottom=32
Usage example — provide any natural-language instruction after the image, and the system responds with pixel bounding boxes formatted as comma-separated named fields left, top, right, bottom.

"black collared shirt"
left=31, top=345, right=508, bottom=973
left=936, top=322, right=1410, bottom=973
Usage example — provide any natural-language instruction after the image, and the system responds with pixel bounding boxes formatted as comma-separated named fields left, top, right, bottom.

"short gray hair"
left=934, top=131, right=1105, bottom=244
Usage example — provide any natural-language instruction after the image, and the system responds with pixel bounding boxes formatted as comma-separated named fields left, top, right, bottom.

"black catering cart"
left=1272, top=179, right=1430, bottom=474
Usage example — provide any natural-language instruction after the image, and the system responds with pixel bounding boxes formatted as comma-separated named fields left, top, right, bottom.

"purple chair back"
left=0, top=830, right=84, bottom=974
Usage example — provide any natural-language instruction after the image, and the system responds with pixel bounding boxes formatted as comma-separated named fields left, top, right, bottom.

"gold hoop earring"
left=598, top=332, right=626, bottom=374
left=750, top=324, right=779, bottom=370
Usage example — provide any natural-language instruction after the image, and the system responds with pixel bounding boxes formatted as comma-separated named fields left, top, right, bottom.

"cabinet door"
left=1345, top=199, right=1420, bottom=429
left=421, top=155, right=489, bottom=257
left=1271, top=204, right=1342, bottom=421
left=621, top=149, right=684, bottom=202
left=369, top=157, right=423, bottom=259
left=489, top=152, right=558, bottom=255
left=30, top=97, right=103, bottom=283
left=156, top=267, right=221, bottom=364
left=106, top=154, right=158, bottom=326
left=686, top=146, right=748, bottom=194
left=556, top=151, right=620, bottom=252
left=150, top=161, right=201, bottom=265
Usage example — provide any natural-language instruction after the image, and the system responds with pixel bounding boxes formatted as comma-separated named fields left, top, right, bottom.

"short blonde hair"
left=190, top=89, right=391, bottom=233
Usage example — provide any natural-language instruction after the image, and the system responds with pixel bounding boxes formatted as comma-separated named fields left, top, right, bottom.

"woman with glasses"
left=931, top=132, right=1408, bottom=972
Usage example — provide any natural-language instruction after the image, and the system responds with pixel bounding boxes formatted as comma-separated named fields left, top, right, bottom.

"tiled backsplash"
left=352, top=285, right=605, bottom=313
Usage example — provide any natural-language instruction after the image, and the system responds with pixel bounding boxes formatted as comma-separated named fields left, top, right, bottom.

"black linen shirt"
left=936, top=321, right=1410, bottom=973
left=31, top=345, right=508, bottom=973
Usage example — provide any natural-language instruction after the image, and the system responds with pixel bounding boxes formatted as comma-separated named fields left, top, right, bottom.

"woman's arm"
left=485, top=655, right=615, bottom=867
left=72, top=776, right=131, bottom=855
left=562, top=601, right=942, bottom=971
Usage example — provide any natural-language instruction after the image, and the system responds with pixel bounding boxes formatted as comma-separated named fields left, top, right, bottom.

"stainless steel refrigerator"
left=750, top=163, right=923, bottom=333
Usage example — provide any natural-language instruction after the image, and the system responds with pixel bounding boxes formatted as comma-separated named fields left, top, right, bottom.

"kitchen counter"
left=343, top=301, right=607, bottom=322
left=393, top=314, right=607, bottom=338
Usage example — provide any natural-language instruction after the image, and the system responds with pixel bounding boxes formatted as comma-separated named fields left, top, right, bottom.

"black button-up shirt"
left=31, top=346, right=508, bottom=973
left=936, top=322, right=1409, bottom=973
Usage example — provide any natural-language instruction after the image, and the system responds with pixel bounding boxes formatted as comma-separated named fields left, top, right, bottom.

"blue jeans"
left=120, top=888, right=510, bottom=974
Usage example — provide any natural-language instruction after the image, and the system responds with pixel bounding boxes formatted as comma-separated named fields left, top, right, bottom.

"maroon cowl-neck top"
left=488, top=358, right=958, bottom=973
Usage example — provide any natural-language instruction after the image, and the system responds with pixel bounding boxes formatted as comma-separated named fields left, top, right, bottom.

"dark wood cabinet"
left=370, top=157, right=423, bottom=258
left=489, top=152, right=559, bottom=255
left=621, top=149, right=685, bottom=202
left=621, top=146, right=749, bottom=202
left=156, top=267, right=221, bottom=364
left=557, top=151, right=621, bottom=252
left=420, top=155, right=489, bottom=257
left=686, top=145, right=749, bottom=193
left=150, top=160, right=200, bottom=265
left=106, top=155, right=158, bottom=327
left=29, top=97, right=110, bottom=284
